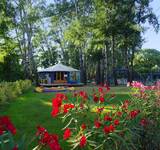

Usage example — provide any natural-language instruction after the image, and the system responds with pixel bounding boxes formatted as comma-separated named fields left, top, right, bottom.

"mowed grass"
left=0, top=86, right=131, bottom=149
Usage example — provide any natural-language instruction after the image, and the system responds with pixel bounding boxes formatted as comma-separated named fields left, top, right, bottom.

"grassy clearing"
left=0, top=86, right=131, bottom=149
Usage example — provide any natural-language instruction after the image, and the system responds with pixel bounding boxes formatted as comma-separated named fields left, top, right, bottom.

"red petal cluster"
left=0, top=116, right=16, bottom=135
left=98, top=87, right=103, bottom=93
left=116, top=111, right=122, bottom=117
left=79, top=91, right=88, bottom=100
left=80, top=135, right=87, bottom=148
left=97, top=107, right=104, bottom=113
left=36, top=126, right=61, bottom=150
left=103, top=83, right=110, bottom=91
left=63, top=103, right=75, bottom=114
left=99, top=96, right=105, bottom=102
left=56, top=93, right=67, bottom=100
left=114, top=119, right=120, bottom=126
left=129, top=110, right=140, bottom=119
left=81, top=123, right=87, bottom=130
left=63, top=128, right=72, bottom=140
left=140, top=118, right=148, bottom=127
left=103, top=124, right=115, bottom=134
left=93, top=94, right=99, bottom=102
left=104, top=115, right=112, bottom=121
left=51, top=94, right=67, bottom=117
left=94, top=120, right=101, bottom=128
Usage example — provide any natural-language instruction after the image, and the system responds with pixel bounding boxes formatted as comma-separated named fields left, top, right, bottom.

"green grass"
left=0, top=86, right=131, bottom=149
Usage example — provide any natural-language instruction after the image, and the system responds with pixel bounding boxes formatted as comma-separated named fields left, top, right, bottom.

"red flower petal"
left=63, top=128, right=71, bottom=140
left=80, top=135, right=87, bottom=148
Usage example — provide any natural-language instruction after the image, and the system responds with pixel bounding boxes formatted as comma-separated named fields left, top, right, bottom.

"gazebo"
left=38, top=63, right=81, bottom=86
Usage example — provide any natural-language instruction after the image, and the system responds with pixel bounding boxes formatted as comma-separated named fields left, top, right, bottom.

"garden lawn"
left=0, top=86, right=131, bottom=149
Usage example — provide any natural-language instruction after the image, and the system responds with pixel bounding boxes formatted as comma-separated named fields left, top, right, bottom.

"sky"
left=142, top=0, right=160, bottom=50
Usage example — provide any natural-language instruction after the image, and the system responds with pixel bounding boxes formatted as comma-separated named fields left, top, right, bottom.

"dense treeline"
left=0, top=0, right=159, bottom=84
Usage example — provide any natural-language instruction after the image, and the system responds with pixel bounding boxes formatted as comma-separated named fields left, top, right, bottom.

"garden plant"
left=1, top=81, right=160, bottom=150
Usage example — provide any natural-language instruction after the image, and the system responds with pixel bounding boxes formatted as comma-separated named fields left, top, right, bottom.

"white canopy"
left=38, top=63, right=79, bottom=72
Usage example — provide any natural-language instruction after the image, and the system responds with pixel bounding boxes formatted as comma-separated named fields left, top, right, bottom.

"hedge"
left=0, top=80, right=32, bottom=104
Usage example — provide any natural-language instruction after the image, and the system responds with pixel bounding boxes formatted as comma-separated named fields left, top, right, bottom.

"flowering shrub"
left=35, top=126, right=61, bottom=150
left=0, top=116, right=17, bottom=150
left=129, top=80, right=160, bottom=149
left=42, top=84, right=149, bottom=150
left=1, top=81, right=160, bottom=150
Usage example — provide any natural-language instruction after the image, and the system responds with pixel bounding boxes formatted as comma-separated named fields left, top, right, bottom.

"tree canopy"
left=0, top=0, right=159, bottom=83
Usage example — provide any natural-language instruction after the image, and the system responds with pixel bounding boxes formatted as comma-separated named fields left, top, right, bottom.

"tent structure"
left=38, top=63, right=81, bottom=86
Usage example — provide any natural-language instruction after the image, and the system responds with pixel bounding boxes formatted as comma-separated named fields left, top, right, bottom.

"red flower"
left=0, top=128, right=3, bottom=135
left=63, top=104, right=75, bottom=114
left=79, top=91, right=88, bottom=100
left=114, top=119, right=120, bottom=126
left=63, top=128, right=71, bottom=140
left=51, top=107, right=59, bottom=117
left=93, top=94, right=99, bottom=103
left=116, top=111, right=122, bottom=117
left=99, top=96, right=105, bottom=102
left=105, top=85, right=110, bottom=91
left=81, top=123, right=86, bottom=130
left=52, top=97, right=62, bottom=108
left=36, top=125, right=46, bottom=136
left=103, top=124, right=115, bottom=134
left=140, top=118, right=148, bottom=127
left=129, top=110, right=140, bottom=119
left=48, top=134, right=62, bottom=150
left=56, top=93, right=67, bottom=100
left=36, top=125, right=62, bottom=150
left=104, top=115, right=112, bottom=121
left=97, top=107, right=104, bottom=113
left=0, top=116, right=16, bottom=135
left=98, top=87, right=103, bottom=93
left=94, top=120, right=101, bottom=128
left=80, top=135, right=87, bottom=148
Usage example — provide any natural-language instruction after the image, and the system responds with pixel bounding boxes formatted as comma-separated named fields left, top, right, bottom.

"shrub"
left=0, top=80, right=32, bottom=105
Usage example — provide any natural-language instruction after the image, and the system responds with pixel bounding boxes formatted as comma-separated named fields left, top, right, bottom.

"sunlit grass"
left=0, top=86, right=131, bottom=149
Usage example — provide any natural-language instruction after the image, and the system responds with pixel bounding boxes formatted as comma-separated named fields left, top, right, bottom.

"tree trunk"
left=130, top=47, right=135, bottom=82
left=79, top=48, right=84, bottom=83
left=124, top=47, right=130, bottom=82
left=104, top=41, right=110, bottom=85
left=111, top=34, right=117, bottom=86
left=101, top=50, right=105, bottom=85
left=96, top=59, right=101, bottom=85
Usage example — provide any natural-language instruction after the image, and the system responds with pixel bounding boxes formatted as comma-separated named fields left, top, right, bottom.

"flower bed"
left=0, top=81, right=160, bottom=150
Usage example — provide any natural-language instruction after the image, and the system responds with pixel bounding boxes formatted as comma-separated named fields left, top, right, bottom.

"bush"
left=0, top=80, right=32, bottom=104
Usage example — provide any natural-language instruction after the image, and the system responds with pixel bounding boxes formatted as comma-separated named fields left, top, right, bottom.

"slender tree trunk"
left=79, top=48, right=84, bottom=83
left=130, top=47, right=135, bottom=82
left=111, top=34, right=117, bottom=86
left=83, top=54, right=87, bottom=85
left=96, top=60, right=101, bottom=85
left=104, top=41, right=110, bottom=85
left=124, top=47, right=130, bottom=82
left=101, top=50, right=105, bottom=85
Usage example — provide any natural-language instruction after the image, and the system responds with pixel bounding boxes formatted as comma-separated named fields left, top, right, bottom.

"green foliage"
left=0, top=51, right=23, bottom=82
left=133, top=49, right=160, bottom=73
left=0, top=80, right=32, bottom=105
left=130, top=85, right=160, bottom=149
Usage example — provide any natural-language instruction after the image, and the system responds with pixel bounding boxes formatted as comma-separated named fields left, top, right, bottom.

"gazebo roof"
left=38, top=63, right=79, bottom=72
